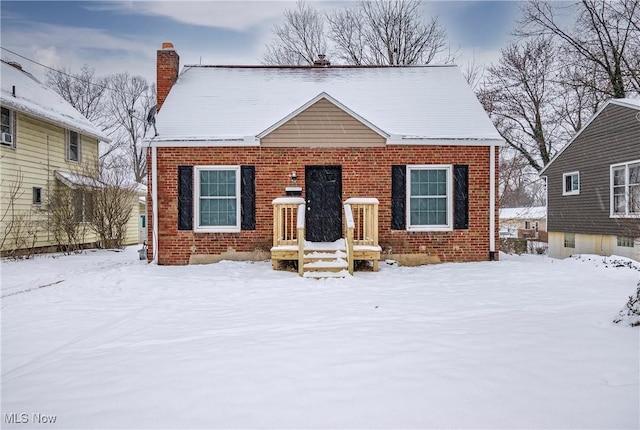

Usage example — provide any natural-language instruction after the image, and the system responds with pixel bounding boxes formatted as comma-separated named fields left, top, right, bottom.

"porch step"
left=302, top=240, right=349, bottom=278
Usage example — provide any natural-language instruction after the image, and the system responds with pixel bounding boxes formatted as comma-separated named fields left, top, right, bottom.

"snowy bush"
left=613, top=280, right=640, bottom=327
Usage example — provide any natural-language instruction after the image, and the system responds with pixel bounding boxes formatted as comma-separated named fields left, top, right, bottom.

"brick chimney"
left=156, top=42, right=179, bottom=112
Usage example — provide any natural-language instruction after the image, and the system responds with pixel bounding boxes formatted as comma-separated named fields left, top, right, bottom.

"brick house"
left=145, top=43, right=503, bottom=274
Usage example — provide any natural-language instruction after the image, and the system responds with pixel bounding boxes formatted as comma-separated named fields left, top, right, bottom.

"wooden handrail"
left=272, top=197, right=305, bottom=247
left=344, top=198, right=379, bottom=247
left=297, top=203, right=305, bottom=276
left=344, top=203, right=355, bottom=275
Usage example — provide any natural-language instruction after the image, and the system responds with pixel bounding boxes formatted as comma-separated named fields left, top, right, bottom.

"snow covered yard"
left=1, top=248, right=638, bottom=429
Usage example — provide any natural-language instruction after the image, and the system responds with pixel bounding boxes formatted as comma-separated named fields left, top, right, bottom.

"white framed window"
left=611, top=160, right=640, bottom=217
left=524, top=221, right=531, bottom=229
left=564, top=232, right=575, bottom=248
left=617, top=236, right=635, bottom=248
left=66, top=130, right=81, bottom=162
left=406, top=165, right=453, bottom=231
left=194, top=166, right=241, bottom=233
left=1, top=106, right=16, bottom=148
left=562, top=171, right=580, bottom=195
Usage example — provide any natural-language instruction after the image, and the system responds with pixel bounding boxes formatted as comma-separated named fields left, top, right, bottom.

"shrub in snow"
left=613, top=280, right=640, bottom=327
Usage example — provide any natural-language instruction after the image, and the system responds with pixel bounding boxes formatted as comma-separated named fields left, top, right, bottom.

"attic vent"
left=313, top=54, right=331, bottom=67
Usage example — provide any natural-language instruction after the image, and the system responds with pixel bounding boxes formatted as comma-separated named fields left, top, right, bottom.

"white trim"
left=562, top=171, right=580, bottom=196
left=405, top=164, right=453, bottom=232
left=489, top=144, right=496, bottom=255
left=387, top=136, right=504, bottom=146
left=144, top=136, right=259, bottom=147
left=152, top=146, right=158, bottom=264
left=540, top=98, right=640, bottom=175
left=610, top=159, right=640, bottom=218
left=194, top=165, right=241, bottom=233
left=257, top=92, right=389, bottom=140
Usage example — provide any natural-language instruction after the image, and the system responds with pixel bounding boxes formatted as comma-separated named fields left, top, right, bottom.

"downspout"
left=151, top=145, right=159, bottom=264
left=489, top=144, right=496, bottom=261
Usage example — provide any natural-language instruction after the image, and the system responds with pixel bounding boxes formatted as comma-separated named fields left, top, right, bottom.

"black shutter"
left=391, top=165, right=406, bottom=230
left=178, top=166, right=193, bottom=230
left=454, top=165, right=469, bottom=229
left=241, top=166, right=256, bottom=230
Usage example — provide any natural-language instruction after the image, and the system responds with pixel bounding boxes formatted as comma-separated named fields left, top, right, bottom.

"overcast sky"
left=1, top=1, right=523, bottom=83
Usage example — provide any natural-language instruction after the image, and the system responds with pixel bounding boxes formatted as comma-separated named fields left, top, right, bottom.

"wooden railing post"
left=297, top=203, right=305, bottom=276
left=344, top=203, right=355, bottom=275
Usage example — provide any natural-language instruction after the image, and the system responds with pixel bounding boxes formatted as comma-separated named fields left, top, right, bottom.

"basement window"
left=617, top=236, right=635, bottom=248
left=563, top=233, right=575, bottom=248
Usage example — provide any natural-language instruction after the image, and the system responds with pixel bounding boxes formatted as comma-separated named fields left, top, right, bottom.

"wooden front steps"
left=302, top=240, right=349, bottom=279
left=271, top=197, right=381, bottom=277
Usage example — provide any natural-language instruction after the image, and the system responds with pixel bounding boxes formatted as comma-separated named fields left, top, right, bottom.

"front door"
left=305, top=166, right=342, bottom=242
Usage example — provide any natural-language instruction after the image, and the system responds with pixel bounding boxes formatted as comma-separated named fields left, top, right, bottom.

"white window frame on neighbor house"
left=562, top=171, right=580, bottom=196
left=610, top=160, right=640, bottom=218
left=1, top=106, right=16, bottom=148
left=194, top=165, right=241, bottom=233
left=563, top=232, right=575, bottom=248
left=406, top=165, right=453, bottom=232
left=66, top=129, right=82, bottom=162
left=617, top=236, right=634, bottom=248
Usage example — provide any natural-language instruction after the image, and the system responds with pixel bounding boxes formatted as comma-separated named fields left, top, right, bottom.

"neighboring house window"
left=617, top=236, right=635, bottom=247
left=1, top=106, right=16, bottom=148
left=32, top=187, right=42, bottom=205
left=66, top=130, right=81, bottom=162
left=534, top=221, right=539, bottom=232
left=563, top=171, right=580, bottom=195
left=524, top=221, right=531, bottom=229
left=611, top=160, right=640, bottom=217
left=74, top=189, right=93, bottom=223
left=564, top=232, right=575, bottom=248
left=194, top=166, right=241, bottom=232
left=406, top=165, right=452, bottom=231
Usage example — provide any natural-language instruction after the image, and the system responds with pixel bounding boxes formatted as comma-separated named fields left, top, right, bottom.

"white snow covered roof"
left=152, top=65, right=503, bottom=144
left=500, top=206, right=547, bottom=220
left=0, top=61, right=109, bottom=142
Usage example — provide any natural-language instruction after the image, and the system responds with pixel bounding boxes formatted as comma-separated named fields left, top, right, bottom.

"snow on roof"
left=500, top=206, right=547, bottom=220
left=0, top=61, right=109, bottom=142
left=612, top=98, right=640, bottom=109
left=153, top=65, right=502, bottom=143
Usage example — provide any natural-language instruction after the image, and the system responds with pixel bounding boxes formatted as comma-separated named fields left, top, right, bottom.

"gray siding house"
left=540, top=98, right=640, bottom=260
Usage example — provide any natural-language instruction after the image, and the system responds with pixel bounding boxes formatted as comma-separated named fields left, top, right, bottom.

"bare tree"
left=326, top=7, right=366, bottom=65
left=356, top=0, right=448, bottom=65
left=478, top=37, right=561, bottom=172
left=105, top=73, right=155, bottom=183
left=263, top=1, right=328, bottom=65
left=265, top=0, right=450, bottom=66
left=83, top=163, right=137, bottom=249
left=46, top=64, right=108, bottom=124
left=518, top=0, right=640, bottom=99
left=499, top=150, right=545, bottom=208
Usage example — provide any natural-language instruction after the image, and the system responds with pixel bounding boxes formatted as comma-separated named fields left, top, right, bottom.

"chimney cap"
left=313, top=54, right=330, bottom=67
left=161, top=42, right=175, bottom=50
left=7, top=61, right=23, bottom=71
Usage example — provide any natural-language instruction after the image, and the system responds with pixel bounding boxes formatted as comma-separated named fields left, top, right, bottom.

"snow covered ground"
left=1, top=248, right=638, bottom=429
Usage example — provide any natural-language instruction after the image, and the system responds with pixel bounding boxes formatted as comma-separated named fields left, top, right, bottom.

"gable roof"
left=539, top=98, right=640, bottom=175
left=0, top=61, right=109, bottom=142
left=499, top=206, right=546, bottom=220
left=151, top=65, right=503, bottom=145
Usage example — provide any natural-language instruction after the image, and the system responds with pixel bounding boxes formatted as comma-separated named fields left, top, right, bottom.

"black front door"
left=305, top=166, right=342, bottom=242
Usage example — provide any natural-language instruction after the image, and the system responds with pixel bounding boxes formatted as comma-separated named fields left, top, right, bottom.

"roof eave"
left=0, top=97, right=110, bottom=143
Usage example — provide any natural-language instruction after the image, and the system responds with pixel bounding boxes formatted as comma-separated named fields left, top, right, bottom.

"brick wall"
left=147, top=145, right=499, bottom=265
